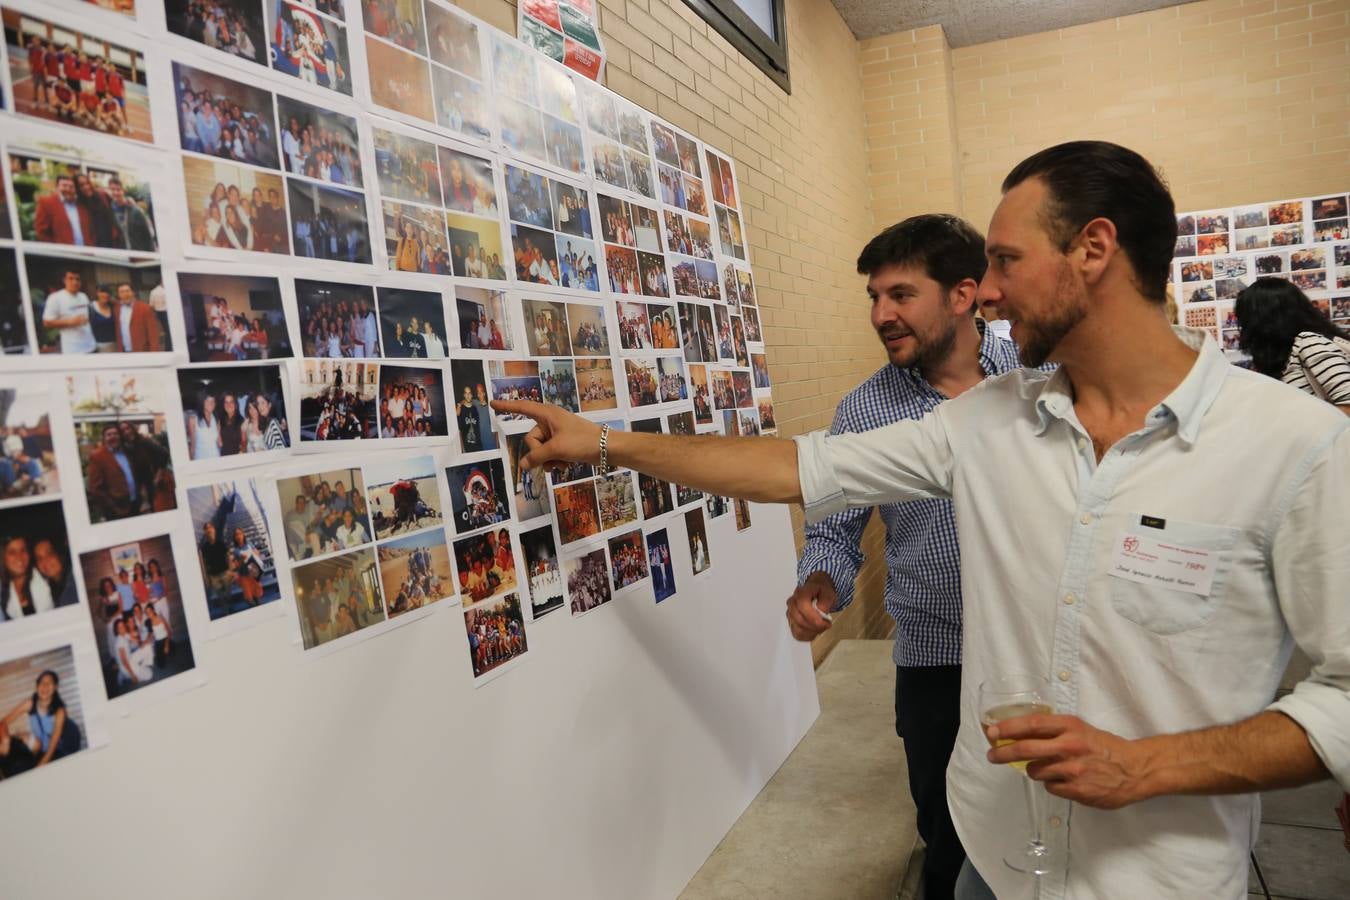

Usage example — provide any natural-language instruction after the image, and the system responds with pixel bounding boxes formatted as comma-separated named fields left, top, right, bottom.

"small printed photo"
left=181, top=158, right=289, bottom=254
left=377, top=365, right=448, bottom=440
left=722, top=408, right=739, bottom=437
left=367, top=37, right=433, bottom=122
left=630, top=205, right=662, bottom=253
left=506, top=433, right=549, bottom=520
left=732, top=370, right=752, bottom=408
left=713, top=304, right=734, bottom=360
left=624, top=357, right=664, bottom=408
left=1336, top=244, right=1350, bottom=268
left=287, top=179, right=372, bottom=264
left=607, top=529, right=648, bottom=591
left=498, top=96, right=546, bottom=161
left=593, top=141, right=628, bottom=190
left=617, top=301, right=652, bottom=349
left=716, top=206, right=746, bottom=259
left=446, top=212, right=509, bottom=280
left=173, top=62, right=278, bottom=168
left=1268, top=201, right=1302, bottom=225
left=26, top=253, right=165, bottom=356
left=488, top=361, right=542, bottom=415
left=4, top=9, right=153, bottom=143
left=731, top=316, right=750, bottom=366
left=660, top=356, right=687, bottom=403
left=544, top=115, right=586, bottom=174
left=751, top=349, right=774, bottom=390
left=1254, top=253, right=1285, bottom=275
left=1194, top=212, right=1228, bottom=235
left=425, top=1, right=482, bottom=78
left=734, top=497, right=751, bottom=531
left=637, top=472, right=672, bottom=519
left=658, top=163, right=686, bottom=208
left=722, top=264, right=741, bottom=308
left=10, top=150, right=158, bottom=253
left=186, top=478, right=280, bottom=619
left=267, top=2, right=353, bottom=95
left=1212, top=257, right=1247, bottom=279
left=522, top=297, right=573, bottom=356
left=1221, top=328, right=1241, bottom=351
left=624, top=149, right=656, bottom=199
left=429, top=63, right=494, bottom=142
left=576, top=358, right=617, bottom=412
left=385, top=182, right=459, bottom=268
left=705, top=492, right=729, bottom=519
left=365, top=455, right=443, bottom=538
left=276, top=98, right=363, bottom=189
left=373, top=128, right=440, bottom=206
left=449, top=359, right=497, bottom=453
left=1196, top=234, right=1229, bottom=256
left=1183, top=306, right=1217, bottom=329
left=651, top=121, right=679, bottom=169
left=1233, top=206, right=1267, bottom=229
left=178, top=272, right=290, bottom=362
left=739, top=408, right=761, bottom=436
left=583, top=85, right=619, bottom=139
left=379, top=529, right=453, bottom=617
left=685, top=507, right=710, bottom=574
left=452, top=527, right=516, bottom=604
left=79, top=534, right=196, bottom=699
left=1175, top=214, right=1195, bottom=235
left=684, top=176, right=708, bottom=217
left=1270, top=223, right=1305, bottom=247
left=519, top=525, right=563, bottom=619
left=1314, top=219, right=1348, bottom=242
left=519, top=14, right=563, bottom=62
left=440, top=146, right=498, bottom=217
left=1181, top=283, right=1213, bottom=304
left=0, top=645, right=88, bottom=778
left=715, top=154, right=737, bottom=209
left=291, top=546, right=386, bottom=649
left=568, top=302, right=609, bottom=355
left=551, top=181, right=592, bottom=238
left=464, top=592, right=527, bottom=677
left=606, top=244, right=640, bottom=294
left=177, top=363, right=289, bottom=461
left=1290, top=247, right=1326, bottom=271
left=743, top=306, right=762, bottom=343
left=596, top=470, right=637, bottom=531
left=361, top=0, right=426, bottom=55
left=711, top=369, right=734, bottom=410
left=539, top=359, right=579, bottom=412
left=549, top=459, right=593, bottom=486
left=493, top=36, right=539, bottom=106
left=446, top=457, right=511, bottom=534
left=0, top=499, right=78, bottom=620
left=1312, top=196, right=1347, bottom=221
left=650, top=304, right=679, bottom=350
left=1330, top=296, right=1350, bottom=321
left=638, top=251, right=670, bottom=298
left=67, top=373, right=176, bottom=522
left=298, top=359, right=379, bottom=441
left=688, top=364, right=712, bottom=423
left=511, top=224, right=561, bottom=285
left=456, top=287, right=514, bottom=350
left=553, top=479, right=600, bottom=544
left=647, top=528, right=675, bottom=602
left=0, top=386, right=59, bottom=504
left=539, top=66, right=578, bottom=123
left=275, top=465, right=371, bottom=560
left=506, top=165, right=554, bottom=229
left=378, top=287, right=449, bottom=358
left=295, top=278, right=378, bottom=358
left=619, top=108, right=649, bottom=154
left=758, top=398, right=777, bottom=431
left=1291, top=270, right=1326, bottom=292
left=565, top=546, right=610, bottom=615
left=1174, top=235, right=1197, bottom=258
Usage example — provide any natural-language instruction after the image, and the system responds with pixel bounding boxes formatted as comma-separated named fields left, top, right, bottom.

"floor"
left=679, top=640, right=1350, bottom=900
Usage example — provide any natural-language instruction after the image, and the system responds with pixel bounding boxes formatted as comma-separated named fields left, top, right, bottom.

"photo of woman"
left=0, top=501, right=77, bottom=623
left=178, top=365, right=289, bottom=462
left=1, top=662, right=83, bottom=779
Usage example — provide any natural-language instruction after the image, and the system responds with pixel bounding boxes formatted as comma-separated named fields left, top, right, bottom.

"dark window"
left=683, top=0, right=789, bottom=93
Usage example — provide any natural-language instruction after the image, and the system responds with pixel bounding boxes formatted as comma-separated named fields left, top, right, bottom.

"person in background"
left=85, top=424, right=139, bottom=519
left=113, top=282, right=162, bottom=353
left=106, top=177, right=156, bottom=252
left=90, top=284, right=118, bottom=352
left=42, top=269, right=96, bottom=354
left=1234, top=276, right=1350, bottom=415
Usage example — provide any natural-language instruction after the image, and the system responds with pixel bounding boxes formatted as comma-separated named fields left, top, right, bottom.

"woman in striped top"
left=1235, top=277, right=1350, bottom=414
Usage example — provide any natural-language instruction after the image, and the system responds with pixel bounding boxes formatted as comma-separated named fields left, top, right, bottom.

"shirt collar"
left=1032, top=326, right=1229, bottom=444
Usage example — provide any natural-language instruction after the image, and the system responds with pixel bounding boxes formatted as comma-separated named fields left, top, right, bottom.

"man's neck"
left=919, top=317, right=986, bottom=399
left=1057, top=300, right=1195, bottom=414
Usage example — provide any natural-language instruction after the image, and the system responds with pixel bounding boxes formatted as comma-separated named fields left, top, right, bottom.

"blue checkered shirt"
left=796, top=321, right=1025, bottom=667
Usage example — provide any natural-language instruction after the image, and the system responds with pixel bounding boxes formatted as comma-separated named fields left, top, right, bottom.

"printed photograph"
left=647, top=528, right=675, bottom=602
left=0, top=252, right=22, bottom=356
left=506, top=433, right=549, bottom=521
left=650, top=304, right=679, bottom=350
left=551, top=180, right=592, bottom=238
left=705, top=492, right=729, bottom=519
left=376, top=365, right=447, bottom=440
left=173, top=62, right=278, bottom=168
left=386, top=201, right=450, bottom=273
left=453, top=527, right=516, bottom=604
left=592, top=140, right=627, bottom=190
left=178, top=272, right=289, bottom=362
left=67, top=373, right=175, bottom=522
left=716, top=205, right=746, bottom=259
left=276, top=97, right=363, bottom=188
left=706, top=150, right=736, bottom=209
left=267, top=1, right=352, bottom=94
left=565, top=546, right=610, bottom=615
left=297, top=359, right=379, bottom=441
left=378, top=529, right=453, bottom=617
left=167, top=0, right=267, bottom=64
left=1271, top=224, right=1304, bottom=247
left=596, top=470, right=637, bottom=532
left=638, top=471, right=672, bottom=519
left=10, top=151, right=158, bottom=253
left=639, top=251, right=671, bottom=297
left=734, top=497, right=751, bottom=531
left=1232, top=228, right=1267, bottom=252
left=464, top=592, right=526, bottom=677
left=520, top=524, right=563, bottom=619
left=287, top=179, right=371, bottom=264
left=554, top=236, right=600, bottom=290
left=617, top=301, right=652, bottom=350
left=366, top=37, right=433, bottom=121
left=440, top=146, right=498, bottom=216
left=625, top=357, right=662, bottom=407
left=430, top=62, right=492, bottom=142
left=0, top=500, right=77, bottom=620
left=625, top=149, right=656, bottom=199
left=583, top=85, right=618, bottom=140
left=511, top=224, right=561, bottom=285
left=186, top=478, right=280, bottom=619
left=80, top=534, right=196, bottom=699
left=182, top=158, right=288, bottom=254
left=276, top=465, right=370, bottom=560
left=544, top=115, right=586, bottom=174
left=731, top=369, right=752, bottom=407
left=426, top=1, right=481, bottom=77
left=26, top=254, right=165, bottom=356
left=738, top=269, right=756, bottom=306
left=291, top=546, right=386, bottom=649
left=608, top=529, right=648, bottom=591
left=1314, top=219, right=1348, bottom=242
left=177, top=363, right=289, bottom=461
left=553, top=479, right=600, bottom=544
left=506, top=165, right=553, bottom=229
left=1312, top=196, right=1347, bottom=221
left=373, top=127, right=440, bottom=206
left=688, top=364, right=712, bottom=423
left=446, top=211, right=508, bottom=280
left=0, top=645, right=88, bottom=779
left=362, top=0, right=425, bottom=54
left=378, top=287, right=448, bottom=358
left=446, top=458, right=510, bottom=534
left=744, top=306, right=762, bottom=343
left=0, top=386, right=59, bottom=504
left=606, top=244, right=640, bottom=295
left=296, top=279, right=378, bottom=358
left=4, top=9, right=153, bottom=143
left=449, top=359, right=497, bottom=453
left=488, top=360, right=543, bottom=414
left=492, top=36, right=539, bottom=106
left=522, top=297, right=572, bottom=356
left=758, top=398, right=776, bottom=431
left=685, top=507, right=710, bottom=574
left=752, top=352, right=771, bottom=389
left=498, top=96, right=545, bottom=161
left=456, top=288, right=513, bottom=355
left=739, top=408, right=761, bottom=436
left=539, top=359, right=579, bottom=412
left=564, top=302, right=607, bottom=356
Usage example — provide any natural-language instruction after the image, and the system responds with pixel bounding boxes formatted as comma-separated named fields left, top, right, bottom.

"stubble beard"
left=1017, top=261, right=1087, bottom=368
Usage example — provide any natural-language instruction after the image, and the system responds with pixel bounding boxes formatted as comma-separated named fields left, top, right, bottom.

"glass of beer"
left=978, top=673, right=1063, bottom=875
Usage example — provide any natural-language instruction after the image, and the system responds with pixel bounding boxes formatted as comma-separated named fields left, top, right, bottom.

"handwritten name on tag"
left=1109, top=531, right=1216, bottom=597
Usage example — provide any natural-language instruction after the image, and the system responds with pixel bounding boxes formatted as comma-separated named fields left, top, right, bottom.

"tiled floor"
left=1248, top=779, right=1350, bottom=899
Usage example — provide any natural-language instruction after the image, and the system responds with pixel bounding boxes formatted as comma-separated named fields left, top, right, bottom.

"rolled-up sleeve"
left=1267, top=423, right=1350, bottom=791
left=793, top=409, right=956, bottom=525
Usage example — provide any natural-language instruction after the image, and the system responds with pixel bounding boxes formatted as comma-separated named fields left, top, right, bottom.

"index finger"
left=490, top=399, right=548, bottom=419
left=985, top=713, right=1077, bottom=742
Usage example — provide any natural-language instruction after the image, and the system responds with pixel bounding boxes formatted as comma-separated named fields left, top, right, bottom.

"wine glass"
left=978, top=673, right=1063, bottom=876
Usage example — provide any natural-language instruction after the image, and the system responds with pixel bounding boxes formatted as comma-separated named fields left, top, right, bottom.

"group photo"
left=456, top=288, right=515, bottom=351
left=0, top=645, right=86, bottom=781
left=449, top=360, right=496, bottom=453
left=506, top=433, right=549, bottom=521
left=576, top=358, right=617, bottom=412
left=440, top=146, right=499, bottom=216
left=596, top=470, right=638, bottom=532
left=177, top=364, right=289, bottom=461
left=553, top=479, right=600, bottom=545
left=569, top=303, right=609, bottom=355
left=377, top=287, right=449, bottom=358
left=487, top=360, right=544, bottom=415
left=446, top=458, right=511, bottom=534
left=0, top=386, right=59, bottom=502
left=11, top=152, right=158, bottom=254
left=607, top=529, right=648, bottom=591
left=297, top=359, right=378, bottom=441
left=564, top=547, right=610, bottom=615
left=266, top=0, right=353, bottom=95
left=520, top=524, right=563, bottom=619
left=276, top=97, right=364, bottom=188
left=187, top=478, right=280, bottom=620
left=446, top=211, right=508, bottom=280
left=463, top=593, right=526, bottom=678
left=166, top=0, right=267, bottom=64
left=378, top=529, right=452, bottom=617
left=287, top=179, right=371, bottom=264
left=373, top=127, right=440, bottom=206
left=181, top=158, right=288, bottom=254
left=79, top=534, right=196, bottom=699
left=0, top=500, right=78, bottom=622
left=297, top=278, right=379, bottom=358
left=647, top=529, right=675, bottom=602
left=290, top=547, right=386, bottom=649
left=173, top=62, right=279, bottom=169
left=376, top=365, right=448, bottom=440
left=26, top=254, right=166, bottom=356
left=178, top=272, right=291, bottom=362
left=68, top=373, right=176, bottom=522
left=365, top=454, right=443, bottom=541
left=523, top=298, right=573, bottom=356
left=277, top=466, right=372, bottom=561
left=452, top=527, right=516, bottom=604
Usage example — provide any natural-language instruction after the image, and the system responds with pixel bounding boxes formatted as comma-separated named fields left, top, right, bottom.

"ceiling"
left=832, top=0, right=1193, bottom=46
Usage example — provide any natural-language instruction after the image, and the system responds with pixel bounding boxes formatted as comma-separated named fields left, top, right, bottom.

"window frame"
left=683, top=0, right=790, bottom=93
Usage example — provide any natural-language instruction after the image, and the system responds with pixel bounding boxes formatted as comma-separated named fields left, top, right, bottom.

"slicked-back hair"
left=1001, top=141, right=1175, bottom=303
left=856, top=214, right=987, bottom=302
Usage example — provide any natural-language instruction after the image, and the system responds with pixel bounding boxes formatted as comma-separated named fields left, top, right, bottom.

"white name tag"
left=1109, top=531, right=1216, bottom=597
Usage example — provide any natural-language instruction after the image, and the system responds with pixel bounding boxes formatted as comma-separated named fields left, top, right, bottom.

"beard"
left=879, top=313, right=959, bottom=371
left=1016, top=260, right=1087, bottom=368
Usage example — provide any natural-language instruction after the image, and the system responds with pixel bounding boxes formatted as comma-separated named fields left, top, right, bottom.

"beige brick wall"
left=459, top=0, right=898, bottom=663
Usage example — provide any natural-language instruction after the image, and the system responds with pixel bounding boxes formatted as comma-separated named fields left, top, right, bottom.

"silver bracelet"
left=598, top=423, right=611, bottom=474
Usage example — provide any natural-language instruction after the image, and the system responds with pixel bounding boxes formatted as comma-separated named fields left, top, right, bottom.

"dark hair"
left=1001, top=141, right=1175, bottom=303
left=855, top=214, right=987, bottom=297
left=1233, top=277, right=1349, bottom=378
left=30, top=669, right=66, bottom=716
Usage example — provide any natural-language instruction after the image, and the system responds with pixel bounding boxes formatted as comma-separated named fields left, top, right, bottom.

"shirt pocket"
left=1107, top=517, right=1240, bottom=635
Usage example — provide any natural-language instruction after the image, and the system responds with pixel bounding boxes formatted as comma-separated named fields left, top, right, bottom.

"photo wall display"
left=1172, top=191, right=1350, bottom=353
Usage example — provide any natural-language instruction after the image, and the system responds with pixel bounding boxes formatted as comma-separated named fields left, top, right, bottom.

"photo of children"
left=290, top=546, right=386, bottom=649
left=276, top=465, right=371, bottom=560
left=520, top=524, right=563, bottom=619
left=685, top=507, right=710, bottom=574
left=373, top=127, right=441, bottom=206
left=166, top=0, right=267, bottom=64
left=187, top=478, right=280, bottom=619
left=181, top=158, right=288, bottom=254
left=177, top=364, right=289, bottom=461
left=266, top=0, right=352, bottom=95
left=553, top=479, right=599, bottom=544
left=10, top=151, right=158, bottom=253
left=24, top=254, right=165, bottom=356
left=79, top=534, right=197, bottom=699
left=453, top=527, right=516, bottom=604
left=379, top=529, right=451, bottom=617
left=298, top=359, right=378, bottom=441
left=276, top=97, right=363, bottom=187
left=0, top=500, right=77, bottom=621
left=287, top=179, right=371, bottom=264
left=463, top=592, right=527, bottom=678
left=178, top=272, right=290, bottom=362
left=0, top=645, right=87, bottom=780
left=3, top=9, right=153, bottom=143
left=365, top=36, right=433, bottom=122
left=446, top=211, right=508, bottom=280
left=173, top=62, right=279, bottom=169
left=376, top=365, right=447, bottom=440
left=449, top=360, right=496, bottom=453
left=67, top=373, right=176, bottom=522
left=447, top=458, right=511, bottom=534
left=608, top=529, right=648, bottom=591
left=456, top=288, right=514, bottom=350
left=378, top=287, right=448, bottom=358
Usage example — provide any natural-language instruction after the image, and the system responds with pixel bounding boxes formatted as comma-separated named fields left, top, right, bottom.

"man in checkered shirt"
left=790, top=214, right=1024, bottom=900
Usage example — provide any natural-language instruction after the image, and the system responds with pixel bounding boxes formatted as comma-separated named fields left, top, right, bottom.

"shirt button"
left=1048, top=815, right=1063, bottom=828
left=1076, top=437, right=1086, bottom=451
left=1079, top=513, right=1093, bottom=525
left=1058, top=670, right=1070, bottom=682
left=1063, top=593, right=1076, bottom=605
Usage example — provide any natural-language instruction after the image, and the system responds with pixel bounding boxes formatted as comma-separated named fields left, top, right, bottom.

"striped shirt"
left=796, top=319, right=1024, bottom=667
left=1282, top=331, right=1350, bottom=405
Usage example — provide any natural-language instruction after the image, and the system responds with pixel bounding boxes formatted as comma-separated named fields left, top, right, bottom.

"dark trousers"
left=895, top=664, right=966, bottom=900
